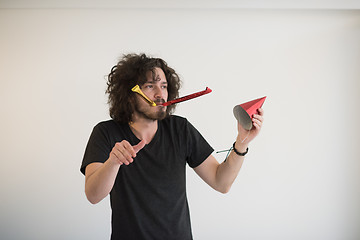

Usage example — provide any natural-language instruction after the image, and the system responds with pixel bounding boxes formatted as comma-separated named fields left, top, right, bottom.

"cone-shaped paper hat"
left=233, top=96, right=266, bottom=130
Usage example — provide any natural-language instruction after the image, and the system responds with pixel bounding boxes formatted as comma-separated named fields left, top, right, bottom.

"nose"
left=154, top=86, right=166, bottom=100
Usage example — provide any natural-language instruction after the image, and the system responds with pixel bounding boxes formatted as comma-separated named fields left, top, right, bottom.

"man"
left=80, top=53, right=264, bottom=240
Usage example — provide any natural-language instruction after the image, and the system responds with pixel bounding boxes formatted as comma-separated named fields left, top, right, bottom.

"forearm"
left=196, top=109, right=263, bottom=194
left=215, top=141, right=248, bottom=193
left=85, top=159, right=121, bottom=204
left=85, top=139, right=146, bottom=204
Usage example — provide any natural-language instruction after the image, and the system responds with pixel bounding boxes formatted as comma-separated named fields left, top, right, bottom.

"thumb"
left=133, top=139, right=146, bottom=153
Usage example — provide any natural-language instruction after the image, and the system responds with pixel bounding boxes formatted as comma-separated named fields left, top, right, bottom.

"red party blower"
left=160, top=87, right=212, bottom=106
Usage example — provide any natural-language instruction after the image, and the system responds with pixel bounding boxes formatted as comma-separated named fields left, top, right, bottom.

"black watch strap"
left=232, top=142, right=248, bottom=156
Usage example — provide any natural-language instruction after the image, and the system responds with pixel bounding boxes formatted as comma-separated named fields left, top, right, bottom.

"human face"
left=134, top=67, right=168, bottom=121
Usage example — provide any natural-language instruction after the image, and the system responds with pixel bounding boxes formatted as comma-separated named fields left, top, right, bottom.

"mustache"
left=154, top=99, right=166, bottom=105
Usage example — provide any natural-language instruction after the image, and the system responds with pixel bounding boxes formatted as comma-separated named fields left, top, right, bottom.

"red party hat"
left=233, top=96, right=266, bottom=130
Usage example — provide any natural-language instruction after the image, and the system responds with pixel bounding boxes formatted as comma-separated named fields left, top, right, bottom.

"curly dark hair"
left=106, top=53, right=181, bottom=124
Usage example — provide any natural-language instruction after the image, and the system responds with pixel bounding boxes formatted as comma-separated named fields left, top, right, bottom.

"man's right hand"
left=85, top=139, right=146, bottom=204
left=109, top=140, right=146, bottom=166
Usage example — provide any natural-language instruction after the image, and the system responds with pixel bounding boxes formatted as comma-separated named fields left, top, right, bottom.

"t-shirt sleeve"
left=80, top=123, right=113, bottom=175
left=185, top=120, right=214, bottom=168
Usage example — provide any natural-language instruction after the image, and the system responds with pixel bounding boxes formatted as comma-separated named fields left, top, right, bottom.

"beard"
left=135, top=100, right=167, bottom=121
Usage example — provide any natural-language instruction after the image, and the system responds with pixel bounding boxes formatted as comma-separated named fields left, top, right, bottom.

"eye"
left=161, top=85, right=168, bottom=89
left=144, top=84, right=153, bottom=89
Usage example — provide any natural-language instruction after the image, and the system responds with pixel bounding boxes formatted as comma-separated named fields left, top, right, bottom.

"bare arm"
left=194, top=108, right=264, bottom=193
left=84, top=140, right=146, bottom=204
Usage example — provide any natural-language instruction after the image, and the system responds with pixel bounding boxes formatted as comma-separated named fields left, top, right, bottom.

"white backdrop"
left=0, top=7, right=360, bottom=240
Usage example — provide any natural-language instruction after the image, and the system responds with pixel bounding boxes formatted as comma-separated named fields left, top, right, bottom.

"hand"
left=237, top=108, right=264, bottom=145
left=109, top=139, right=146, bottom=166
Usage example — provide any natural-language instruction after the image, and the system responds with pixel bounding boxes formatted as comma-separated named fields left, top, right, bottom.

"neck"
left=129, top=115, right=158, bottom=144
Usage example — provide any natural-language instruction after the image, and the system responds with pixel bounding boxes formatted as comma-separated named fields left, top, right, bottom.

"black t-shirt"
left=81, top=115, right=214, bottom=240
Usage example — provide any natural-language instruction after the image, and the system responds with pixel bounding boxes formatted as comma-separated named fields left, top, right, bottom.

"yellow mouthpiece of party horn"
left=131, top=85, right=157, bottom=106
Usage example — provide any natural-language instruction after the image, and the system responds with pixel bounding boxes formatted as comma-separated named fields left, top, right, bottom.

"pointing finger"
left=133, top=139, right=146, bottom=154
